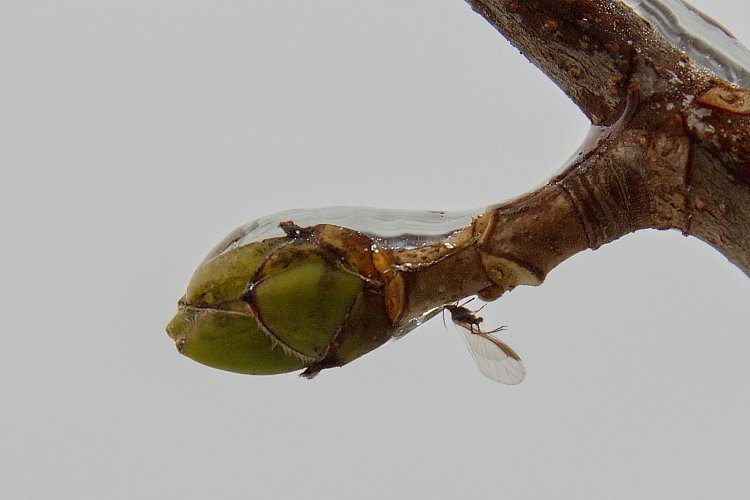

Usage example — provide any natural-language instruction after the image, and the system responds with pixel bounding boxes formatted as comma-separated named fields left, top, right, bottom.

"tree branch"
left=461, top=0, right=750, bottom=279
left=168, top=0, right=750, bottom=377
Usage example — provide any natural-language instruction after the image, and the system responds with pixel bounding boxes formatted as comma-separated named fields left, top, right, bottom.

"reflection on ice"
left=201, top=206, right=479, bottom=264
left=625, top=0, right=750, bottom=87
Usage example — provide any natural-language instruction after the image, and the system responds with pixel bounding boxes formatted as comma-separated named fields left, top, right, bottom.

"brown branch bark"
left=461, top=0, right=750, bottom=281
left=377, top=0, right=750, bottom=324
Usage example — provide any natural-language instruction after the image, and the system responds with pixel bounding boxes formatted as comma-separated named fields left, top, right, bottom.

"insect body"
left=443, top=303, right=526, bottom=385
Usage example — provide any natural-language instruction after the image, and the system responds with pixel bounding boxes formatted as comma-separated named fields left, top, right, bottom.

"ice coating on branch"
left=201, top=206, right=477, bottom=264
left=626, top=0, right=750, bottom=87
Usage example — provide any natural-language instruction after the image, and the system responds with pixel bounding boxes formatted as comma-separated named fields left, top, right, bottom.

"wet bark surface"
left=380, top=0, right=750, bottom=322
left=462, top=0, right=750, bottom=282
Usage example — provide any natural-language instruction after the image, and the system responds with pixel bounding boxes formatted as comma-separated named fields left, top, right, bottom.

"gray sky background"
left=3, top=1, right=750, bottom=498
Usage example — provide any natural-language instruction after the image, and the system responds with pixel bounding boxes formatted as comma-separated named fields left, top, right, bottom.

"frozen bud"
left=166, top=221, right=395, bottom=377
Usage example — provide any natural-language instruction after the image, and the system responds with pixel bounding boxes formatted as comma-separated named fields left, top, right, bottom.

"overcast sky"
left=3, top=1, right=750, bottom=498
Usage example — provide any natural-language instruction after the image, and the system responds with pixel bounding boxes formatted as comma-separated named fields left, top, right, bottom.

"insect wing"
left=456, top=325, right=526, bottom=385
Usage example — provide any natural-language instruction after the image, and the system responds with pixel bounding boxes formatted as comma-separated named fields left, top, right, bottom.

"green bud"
left=245, top=241, right=364, bottom=360
left=185, top=237, right=286, bottom=308
left=166, top=305, right=306, bottom=374
left=166, top=236, right=308, bottom=374
left=167, top=224, right=395, bottom=377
